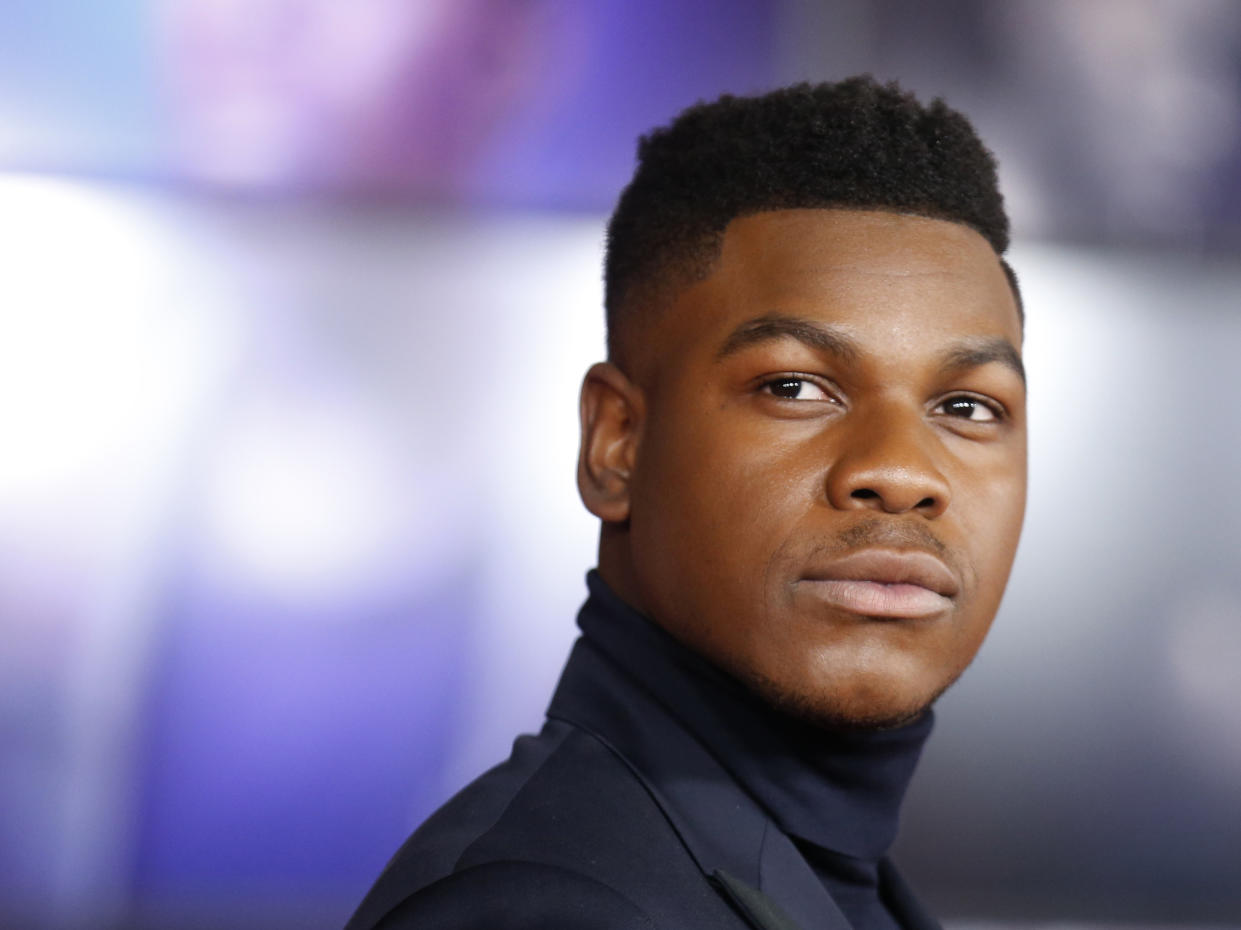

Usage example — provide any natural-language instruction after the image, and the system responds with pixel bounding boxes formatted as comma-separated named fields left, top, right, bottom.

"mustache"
left=820, top=518, right=949, bottom=559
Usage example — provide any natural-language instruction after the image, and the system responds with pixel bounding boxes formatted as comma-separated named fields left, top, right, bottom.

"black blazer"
left=344, top=634, right=941, bottom=930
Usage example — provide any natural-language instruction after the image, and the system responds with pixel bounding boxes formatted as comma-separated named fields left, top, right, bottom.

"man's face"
left=617, top=208, right=1027, bottom=728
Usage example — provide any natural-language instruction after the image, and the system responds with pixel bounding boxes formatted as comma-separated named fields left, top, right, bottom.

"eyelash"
left=759, top=374, right=838, bottom=403
left=934, top=395, right=1006, bottom=423
left=758, top=376, right=1007, bottom=423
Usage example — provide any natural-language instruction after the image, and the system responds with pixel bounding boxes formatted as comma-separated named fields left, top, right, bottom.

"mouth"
left=796, top=548, right=959, bottom=620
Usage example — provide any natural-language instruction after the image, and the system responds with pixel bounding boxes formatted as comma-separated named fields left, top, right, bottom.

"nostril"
left=851, top=489, right=880, bottom=500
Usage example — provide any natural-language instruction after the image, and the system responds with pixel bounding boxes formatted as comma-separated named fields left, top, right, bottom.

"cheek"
left=983, top=469, right=1027, bottom=567
left=957, top=448, right=1027, bottom=550
left=684, top=424, right=810, bottom=548
left=631, top=411, right=808, bottom=598
left=953, top=470, right=1026, bottom=647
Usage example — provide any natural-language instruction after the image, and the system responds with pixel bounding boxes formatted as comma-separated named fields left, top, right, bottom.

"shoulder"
left=346, top=719, right=721, bottom=930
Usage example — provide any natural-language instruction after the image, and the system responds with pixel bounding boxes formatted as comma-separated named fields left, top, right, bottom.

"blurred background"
left=1, top=1, right=1239, bottom=928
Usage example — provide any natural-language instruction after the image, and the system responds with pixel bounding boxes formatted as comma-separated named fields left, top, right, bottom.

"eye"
left=937, top=396, right=1000, bottom=422
left=762, top=377, right=832, bottom=402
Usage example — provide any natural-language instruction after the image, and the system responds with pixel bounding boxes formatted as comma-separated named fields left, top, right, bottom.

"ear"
left=577, top=362, right=644, bottom=524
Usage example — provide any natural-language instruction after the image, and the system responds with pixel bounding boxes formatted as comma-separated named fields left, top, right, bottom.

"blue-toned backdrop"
left=1, top=2, right=1239, bottom=928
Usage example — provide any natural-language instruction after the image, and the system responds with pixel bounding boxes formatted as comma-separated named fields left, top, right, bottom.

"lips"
left=796, top=549, right=960, bottom=619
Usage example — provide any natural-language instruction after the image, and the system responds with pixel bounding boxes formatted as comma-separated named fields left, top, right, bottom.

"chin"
left=740, top=662, right=960, bottom=733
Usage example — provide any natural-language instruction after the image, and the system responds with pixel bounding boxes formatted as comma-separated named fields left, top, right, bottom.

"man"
left=346, top=76, right=1027, bottom=930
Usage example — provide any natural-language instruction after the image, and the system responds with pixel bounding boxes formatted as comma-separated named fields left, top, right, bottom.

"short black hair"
left=604, top=76, right=1018, bottom=362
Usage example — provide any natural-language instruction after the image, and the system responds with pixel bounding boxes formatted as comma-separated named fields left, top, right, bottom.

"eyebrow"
left=940, top=338, right=1026, bottom=385
left=715, top=314, right=1026, bottom=384
left=715, top=315, right=861, bottom=363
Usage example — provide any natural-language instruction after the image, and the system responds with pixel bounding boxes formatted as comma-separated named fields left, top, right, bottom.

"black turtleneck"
left=578, top=571, right=933, bottom=930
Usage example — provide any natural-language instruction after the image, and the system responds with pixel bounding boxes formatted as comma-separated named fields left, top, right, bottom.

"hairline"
left=608, top=205, right=1024, bottom=369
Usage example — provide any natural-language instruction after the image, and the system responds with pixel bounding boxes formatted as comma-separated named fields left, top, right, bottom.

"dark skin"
left=578, top=208, right=1027, bottom=730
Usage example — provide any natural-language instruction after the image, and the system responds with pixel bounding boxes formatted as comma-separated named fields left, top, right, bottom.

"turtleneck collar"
left=577, top=570, right=933, bottom=863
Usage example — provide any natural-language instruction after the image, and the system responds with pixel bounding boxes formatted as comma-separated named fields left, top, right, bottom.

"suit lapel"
left=712, top=844, right=942, bottom=930
left=752, top=820, right=853, bottom=930
left=878, top=858, right=943, bottom=930
left=711, top=869, right=807, bottom=930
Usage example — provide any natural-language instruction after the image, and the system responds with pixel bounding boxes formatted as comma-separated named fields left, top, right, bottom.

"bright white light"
left=0, top=174, right=231, bottom=530
left=197, top=385, right=415, bottom=603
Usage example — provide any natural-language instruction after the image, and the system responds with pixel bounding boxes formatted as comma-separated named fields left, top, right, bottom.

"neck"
left=596, top=526, right=645, bottom=613
left=579, top=571, right=933, bottom=860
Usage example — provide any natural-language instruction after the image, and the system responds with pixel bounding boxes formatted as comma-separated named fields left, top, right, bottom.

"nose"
left=825, top=407, right=951, bottom=518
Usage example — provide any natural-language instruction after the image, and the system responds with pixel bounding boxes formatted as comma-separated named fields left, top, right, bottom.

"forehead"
left=641, top=208, right=1020, bottom=379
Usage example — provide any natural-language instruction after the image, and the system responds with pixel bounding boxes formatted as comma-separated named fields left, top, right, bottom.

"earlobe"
left=577, top=362, right=643, bottom=524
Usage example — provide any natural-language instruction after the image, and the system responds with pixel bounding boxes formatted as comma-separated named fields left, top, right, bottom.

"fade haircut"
left=604, top=76, right=1019, bottom=364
